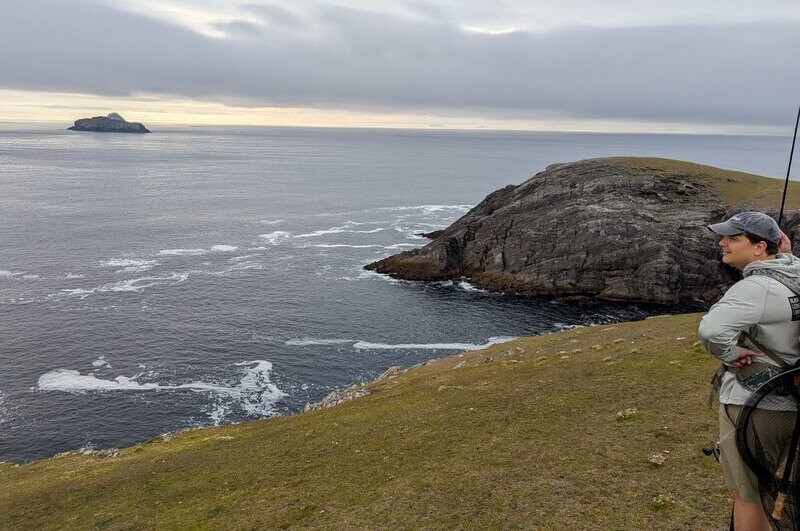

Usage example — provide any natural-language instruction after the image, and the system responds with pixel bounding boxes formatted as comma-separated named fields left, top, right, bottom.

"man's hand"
left=731, top=347, right=765, bottom=368
left=779, top=231, right=793, bottom=254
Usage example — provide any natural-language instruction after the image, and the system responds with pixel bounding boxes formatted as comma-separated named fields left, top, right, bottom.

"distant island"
left=68, top=113, right=151, bottom=133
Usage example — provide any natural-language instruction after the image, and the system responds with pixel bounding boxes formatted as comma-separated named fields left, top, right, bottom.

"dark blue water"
left=0, top=125, right=791, bottom=462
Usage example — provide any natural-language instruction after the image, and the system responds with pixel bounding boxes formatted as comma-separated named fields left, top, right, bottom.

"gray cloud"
left=2, top=0, right=798, bottom=127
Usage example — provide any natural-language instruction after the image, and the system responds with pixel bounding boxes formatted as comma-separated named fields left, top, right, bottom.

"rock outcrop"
left=68, top=113, right=151, bottom=133
left=365, top=157, right=800, bottom=304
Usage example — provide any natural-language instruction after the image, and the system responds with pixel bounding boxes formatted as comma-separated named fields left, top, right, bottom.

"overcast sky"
left=2, top=0, right=799, bottom=132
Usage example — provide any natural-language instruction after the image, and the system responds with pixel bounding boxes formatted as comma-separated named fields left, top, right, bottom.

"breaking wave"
left=36, top=360, right=286, bottom=424
left=158, top=248, right=207, bottom=256
left=101, top=258, right=159, bottom=273
left=60, top=272, right=190, bottom=298
left=286, top=336, right=515, bottom=351
left=259, top=231, right=292, bottom=245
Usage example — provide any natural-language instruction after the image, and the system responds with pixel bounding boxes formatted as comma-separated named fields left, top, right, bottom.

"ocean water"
left=0, top=124, right=792, bottom=463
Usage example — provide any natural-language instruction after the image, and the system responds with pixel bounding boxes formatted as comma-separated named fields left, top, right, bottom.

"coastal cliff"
left=366, top=157, right=800, bottom=304
left=68, top=113, right=151, bottom=133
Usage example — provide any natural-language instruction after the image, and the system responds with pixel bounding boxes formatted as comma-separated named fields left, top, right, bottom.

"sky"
left=2, top=0, right=799, bottom=132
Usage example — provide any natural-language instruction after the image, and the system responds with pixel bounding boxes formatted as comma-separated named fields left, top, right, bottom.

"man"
left=698, top=211, right=800, bottom=530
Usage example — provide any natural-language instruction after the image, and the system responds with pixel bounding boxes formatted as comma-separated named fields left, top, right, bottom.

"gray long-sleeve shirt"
left=698, top=254, right=800, bottom=407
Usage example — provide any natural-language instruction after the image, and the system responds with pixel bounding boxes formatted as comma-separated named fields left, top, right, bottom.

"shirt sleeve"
left=697, top=277, right=770, bottom=364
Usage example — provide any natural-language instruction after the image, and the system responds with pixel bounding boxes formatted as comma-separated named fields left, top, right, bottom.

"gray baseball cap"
left=708, top=211, right=781, bottom=244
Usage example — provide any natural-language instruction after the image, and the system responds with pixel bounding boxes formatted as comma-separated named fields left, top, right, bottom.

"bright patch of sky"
left=105, top=0, right=800, bottom=35
left=2, top=0, right=799, bottom=132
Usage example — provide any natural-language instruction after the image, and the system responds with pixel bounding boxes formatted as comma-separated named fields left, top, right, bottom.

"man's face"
left=718, top=234, right=767, bottom=270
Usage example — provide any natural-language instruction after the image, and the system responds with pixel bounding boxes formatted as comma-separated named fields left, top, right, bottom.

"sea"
left=0, top=124, right=792, bottom=463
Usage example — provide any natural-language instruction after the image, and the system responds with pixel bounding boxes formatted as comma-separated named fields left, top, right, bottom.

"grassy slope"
left=612, top=156, right=800, bottom=210
left=1, top=313, right=730, bottom=530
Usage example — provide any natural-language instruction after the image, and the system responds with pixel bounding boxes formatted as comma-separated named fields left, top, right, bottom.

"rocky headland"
left=68, top=113, right=151, bottom=133
left=366, top=157, right=800, bottom=304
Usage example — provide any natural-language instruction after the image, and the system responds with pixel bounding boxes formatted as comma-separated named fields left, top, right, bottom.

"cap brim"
left=708, top=221, right=744, bottom=236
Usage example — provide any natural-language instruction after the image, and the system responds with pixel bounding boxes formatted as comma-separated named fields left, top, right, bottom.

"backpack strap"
left=741, top=267, right=800, bottom=369
left=739, top=331, right=791, bottom=369
left=707, top=266, right=799, bottom=407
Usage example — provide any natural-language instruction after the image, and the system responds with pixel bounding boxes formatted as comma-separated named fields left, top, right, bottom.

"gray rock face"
left=68, top=113, right=151, bottom=133
left=365, top=158, right=795, bottom=304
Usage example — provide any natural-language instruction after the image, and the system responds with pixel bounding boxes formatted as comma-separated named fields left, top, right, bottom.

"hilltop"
left=0, top=313, right=730, bottom=529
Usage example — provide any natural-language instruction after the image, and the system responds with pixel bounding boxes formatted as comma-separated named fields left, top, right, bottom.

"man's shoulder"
left=723, top=275, right=772, bottom=297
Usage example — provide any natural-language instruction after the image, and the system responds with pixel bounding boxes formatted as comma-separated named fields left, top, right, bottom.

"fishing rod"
left=778, top=103, right=800, bottom=226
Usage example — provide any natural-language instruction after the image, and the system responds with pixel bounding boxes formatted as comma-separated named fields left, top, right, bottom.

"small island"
left=68, top=113, right=151, bottom=133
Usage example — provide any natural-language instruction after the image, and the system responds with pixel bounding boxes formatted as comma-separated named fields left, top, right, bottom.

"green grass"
left=610, top=156, right=800, bottom=211
left=0, top=313, right=731, bottom=530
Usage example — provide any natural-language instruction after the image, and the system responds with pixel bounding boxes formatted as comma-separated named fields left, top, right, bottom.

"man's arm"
left=698, top=278, right=768, bottom=364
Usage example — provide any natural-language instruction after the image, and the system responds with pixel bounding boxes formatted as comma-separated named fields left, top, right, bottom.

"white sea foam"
left=552, top=321, right=613, bottom=332
left=210, top=245, right=238, bottom=253
left=61, top=272, right=190, bottom=298
left=229, top=254, right=260, bottom=262
left=434, top=279, right=488, bottom=293
left=37, top=360, right=286, bottom=423
left=0, top=391, right=13, bottom=425
left=91, top=356, right=110, bottom=368
left=65, top=273, right=84, bottom=279
left=311, top=243, right=419, bottom=250
left=0, top=270, right=11, bottom=278
left=286, top=336, right=515, bottom=351
left=259, top=219, right=286, bottom=225
left=259, top=231, right=292, bottom=245
left=352, top=336, right=515, bottom=351
left=102, top=258, right=157, bottom=268
left=285, top=338, right=356, bottom=346
left=384, top=243, right=421, bottom=249
left=38, top=370, right=161, bottom=391
left=206, top=262, right=263, bottom=277
left=294, top=226, right=388, bottom=238
left=22, top=274, right=40, bottom=280
left=311, top=244, right=390, bottom=249
left=338, top=269, right=401, bottom=283
left=158, top=248, right=207, bottom=256
left=102, top=258, right=159, bottom=273
left=458, top=281, right=486, bottom=292
left=553, top=322, right=582, bottom=331
left=365, top=204, right=473, bottom=214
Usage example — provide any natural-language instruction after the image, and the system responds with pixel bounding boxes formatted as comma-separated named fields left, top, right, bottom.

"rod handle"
left=772, top=492, right=786, bottom=520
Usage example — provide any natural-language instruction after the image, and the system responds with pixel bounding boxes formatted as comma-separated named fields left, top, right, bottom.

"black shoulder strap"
left=739, top=331, right=790, bottom=369
left=742, top=267, right=799, bottom=369
left=747, top=267, right=800, bottom=297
